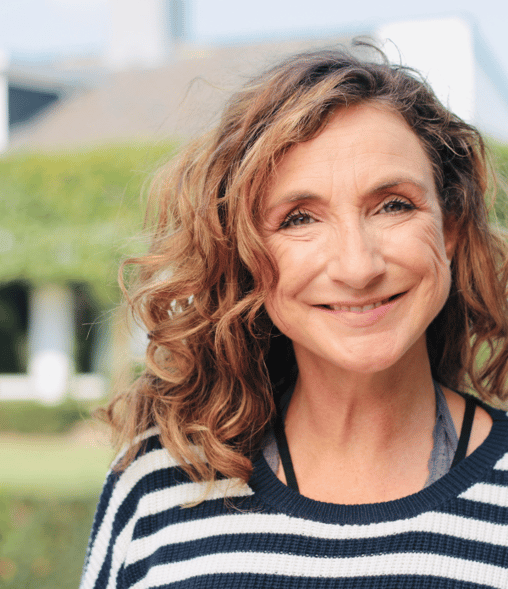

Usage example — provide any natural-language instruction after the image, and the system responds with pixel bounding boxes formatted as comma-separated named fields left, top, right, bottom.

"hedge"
left=0, top=142, right=176, bottom=304
left=0, top=399, right=95, bottom=434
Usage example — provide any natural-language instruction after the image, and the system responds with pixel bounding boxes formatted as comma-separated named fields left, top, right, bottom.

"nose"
left=325, top=220, right=386, bottom=289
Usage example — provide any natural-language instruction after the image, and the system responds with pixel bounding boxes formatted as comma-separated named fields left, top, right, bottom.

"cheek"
left=396, top=213, right=448, bottom=263
left=263, top=289, right=292, bottom=336
left=405, top=223, right=453, bottom=299
left=263, top=244, right=315, bottom=329
left=422, top=222, right=452, bottom=276
left=267, top=239, right=318, bottom=290
left=263, top=294, right=279, bottom=329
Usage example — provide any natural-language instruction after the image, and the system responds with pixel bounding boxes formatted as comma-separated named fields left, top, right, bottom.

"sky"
left=1, top=0, right=508, bottom=140
left=0, top=0, right=507, bottom=79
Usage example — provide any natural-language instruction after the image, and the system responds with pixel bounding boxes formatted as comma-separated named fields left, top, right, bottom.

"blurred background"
left=1, top=1, right=508, bottom=587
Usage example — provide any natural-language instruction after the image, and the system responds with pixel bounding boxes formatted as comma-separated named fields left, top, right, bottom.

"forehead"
left=266, top=103, right=435, bottom=203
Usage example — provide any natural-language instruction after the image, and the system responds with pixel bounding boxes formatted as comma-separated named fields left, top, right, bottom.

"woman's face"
left=262, top=103, right=456, bottom=375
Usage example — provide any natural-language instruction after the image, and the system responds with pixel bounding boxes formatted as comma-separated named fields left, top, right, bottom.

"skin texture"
left=263, top=104, right=491, bottom=504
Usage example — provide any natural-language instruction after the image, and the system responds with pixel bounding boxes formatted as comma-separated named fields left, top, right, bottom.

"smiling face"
left=262, top=103, right=456, bottom=376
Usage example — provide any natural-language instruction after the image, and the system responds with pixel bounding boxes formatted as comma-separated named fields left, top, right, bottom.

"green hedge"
left=489, top=142, right=508, bottom=226
left=0, top=142, right=176, bottom=304
left=0, top=492, right=97, bottom=589
left=0, top=399, right=95, bottom=434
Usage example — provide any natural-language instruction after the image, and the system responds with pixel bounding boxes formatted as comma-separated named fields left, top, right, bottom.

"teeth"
left=327, top=298, right=389, bottom=313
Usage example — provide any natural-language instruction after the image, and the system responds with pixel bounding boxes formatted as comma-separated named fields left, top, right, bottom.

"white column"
left=28, top=284, right=75, bottom=404
left=0, top=49, right=9, bottom=152
left=106, top=0, right=182, bottom=70
left=377, top=16, right=475, bottom=123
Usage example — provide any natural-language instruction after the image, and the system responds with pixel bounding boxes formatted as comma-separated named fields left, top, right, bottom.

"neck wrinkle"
left=286, top=338, right=436, bottom=455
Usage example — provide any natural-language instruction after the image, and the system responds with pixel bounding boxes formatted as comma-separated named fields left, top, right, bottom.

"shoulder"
left=110, top=427, right=182, bottom=495
left=97, top=426, right=255, bottom=520
left=91, top=427, right=211, bottom=533
left=90, top=427, right=181, bottom=521
left=80, top=428, right=254, bottom=589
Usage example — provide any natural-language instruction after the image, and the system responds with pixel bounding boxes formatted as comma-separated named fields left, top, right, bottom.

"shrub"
left=0, top=399, right=94, bottom=434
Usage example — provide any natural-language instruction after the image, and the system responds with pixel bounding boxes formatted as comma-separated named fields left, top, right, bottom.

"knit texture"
left=80, top=404, right=508, bottom=589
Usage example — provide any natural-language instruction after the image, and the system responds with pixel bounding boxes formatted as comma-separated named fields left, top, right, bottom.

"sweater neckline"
left=249, top=403, right=508, bottom=525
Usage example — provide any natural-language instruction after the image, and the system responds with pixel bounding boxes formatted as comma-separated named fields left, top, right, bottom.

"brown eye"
left=381, top=198, right=415, bottom=214
left=280, top=210, right=316, bottom=228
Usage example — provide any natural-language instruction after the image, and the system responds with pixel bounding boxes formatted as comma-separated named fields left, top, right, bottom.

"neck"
left=286, top=338, right=436, bottom=455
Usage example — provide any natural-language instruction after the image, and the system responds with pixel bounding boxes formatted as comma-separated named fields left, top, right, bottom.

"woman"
left=81, top=45, right=508, bottom=588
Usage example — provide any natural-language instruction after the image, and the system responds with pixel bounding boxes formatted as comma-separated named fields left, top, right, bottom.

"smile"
left=320, top=293, right=404, bottom=313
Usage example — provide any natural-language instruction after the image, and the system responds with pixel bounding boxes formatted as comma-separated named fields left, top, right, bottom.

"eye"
left=380, top=197, right=416, bottom=214
left=280, top=209, right=316, bottom=228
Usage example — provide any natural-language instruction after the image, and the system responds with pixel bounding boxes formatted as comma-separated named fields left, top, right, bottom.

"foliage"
left=0, top=399, right=95, bottom=434
left=0, top=491, right=97, bottom=589
left=0, top=142, right=177, bottom=303
left=488, top=142, right=508, bottom=227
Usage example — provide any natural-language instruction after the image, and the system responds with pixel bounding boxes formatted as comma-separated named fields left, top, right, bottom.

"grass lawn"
left=0, top=435, right=113, bottom=499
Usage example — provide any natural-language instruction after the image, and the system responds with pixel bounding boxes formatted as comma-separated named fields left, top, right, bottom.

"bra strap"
left=450, top=396, right=477, bottom=469
left=273, top=410, right=299, bottom=492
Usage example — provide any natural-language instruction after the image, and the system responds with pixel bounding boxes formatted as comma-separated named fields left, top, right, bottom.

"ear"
left=443, top=215, right=458, bottom=263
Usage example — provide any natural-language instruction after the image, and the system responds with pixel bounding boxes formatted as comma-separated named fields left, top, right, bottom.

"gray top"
left=425, top=381, right=459, bottom=487
left=263, top=382, right=459, bottom=489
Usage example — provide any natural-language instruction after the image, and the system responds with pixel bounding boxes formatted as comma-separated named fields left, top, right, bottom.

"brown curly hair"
left=105, top=43, right=508, bottom=484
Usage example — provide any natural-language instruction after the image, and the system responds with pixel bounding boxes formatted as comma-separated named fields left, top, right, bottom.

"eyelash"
left=279, top=198, right=415, bottom=229
left=279, top=208, right=315, bottom=228
left=380, top=197, right=416, bottom=214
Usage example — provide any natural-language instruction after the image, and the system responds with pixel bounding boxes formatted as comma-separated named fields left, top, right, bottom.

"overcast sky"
left=1, top=0, right=507, bottom=79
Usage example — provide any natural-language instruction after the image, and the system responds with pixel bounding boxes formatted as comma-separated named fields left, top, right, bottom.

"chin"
left=299, top=330, right=427, bottom=377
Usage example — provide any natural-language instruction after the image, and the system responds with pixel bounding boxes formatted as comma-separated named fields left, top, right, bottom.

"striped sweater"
left=81, top=403, right=508, bottom=588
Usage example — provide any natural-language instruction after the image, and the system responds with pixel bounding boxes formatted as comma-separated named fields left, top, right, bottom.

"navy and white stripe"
left=81, top=405, right=508, bottom=588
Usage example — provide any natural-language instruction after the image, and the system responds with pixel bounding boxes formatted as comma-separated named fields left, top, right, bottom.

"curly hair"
left=105, top=43, right=508, bottom=484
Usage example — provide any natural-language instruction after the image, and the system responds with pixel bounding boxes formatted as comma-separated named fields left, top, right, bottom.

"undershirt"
left=263, top=381, right=459, bottom=488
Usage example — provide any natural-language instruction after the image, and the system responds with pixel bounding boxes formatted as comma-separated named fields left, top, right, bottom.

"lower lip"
left=317, top=295, right=404, bottom=326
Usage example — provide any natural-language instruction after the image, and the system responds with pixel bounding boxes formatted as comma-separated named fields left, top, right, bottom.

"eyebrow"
left=267, top=177, right=428, bottom=212
left=371, top=177, right=428, bottom=194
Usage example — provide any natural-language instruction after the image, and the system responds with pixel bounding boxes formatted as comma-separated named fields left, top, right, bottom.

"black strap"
left=273, top=410, right=299, bottom=492
left=450, top=395, right=477, bottom=469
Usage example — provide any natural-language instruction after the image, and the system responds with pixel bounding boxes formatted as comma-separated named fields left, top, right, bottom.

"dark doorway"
left=0, top=282, right=29, bottom=373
